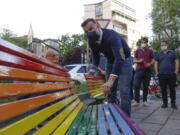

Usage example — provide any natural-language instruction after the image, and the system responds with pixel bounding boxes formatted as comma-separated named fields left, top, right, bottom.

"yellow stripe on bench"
left=33, top=99, right=80, bottom=135
left=0, top=95, right=77, bottom=135
left=52, top=103, right=83, bottom=135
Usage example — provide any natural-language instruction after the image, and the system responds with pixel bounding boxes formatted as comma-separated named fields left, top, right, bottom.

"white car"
left=64, top=64, right=99, bottom=84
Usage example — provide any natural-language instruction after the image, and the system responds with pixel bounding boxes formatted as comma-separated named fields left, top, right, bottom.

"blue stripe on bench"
left=109, top=104, right=135, bottom=135
left=103, top=104, right=122, bottom=135
left=98, top=105, right=108, bottom=135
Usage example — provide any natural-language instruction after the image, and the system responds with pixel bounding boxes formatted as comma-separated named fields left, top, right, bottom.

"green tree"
left=0, top=28, right=28, bottom=49
left=58, top=34, right=87, bottom=57
left=151, top=0, right=180, bottom=50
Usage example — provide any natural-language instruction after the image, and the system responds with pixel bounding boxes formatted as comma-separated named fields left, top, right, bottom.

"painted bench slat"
left=52, top=103, right=83, bottom=135
left=66, top=106, right=88, bottom=135
left=98, top=104, right=108, bottom=135
left=103, top=104, right=122, bottom=135
left=0, top=95, right=77, bottom=135
left=0, top=90, right=75, bottom=122
left=33, top=99, right=80, bottom=135
left=0, top=51, right=69, bottom=77
left=0, top=83, right=73, bottom=98
left=0, top=65, right=70, bottom=82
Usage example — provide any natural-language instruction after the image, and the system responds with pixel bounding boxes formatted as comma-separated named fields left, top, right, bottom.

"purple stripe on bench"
left=114, top=104, right=147, bottom=135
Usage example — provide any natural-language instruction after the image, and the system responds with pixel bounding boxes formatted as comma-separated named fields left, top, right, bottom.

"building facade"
left=84, top=0, right=141, bottom=49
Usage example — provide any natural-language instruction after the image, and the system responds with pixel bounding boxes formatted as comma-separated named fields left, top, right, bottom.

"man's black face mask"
left=86, top=31, right=99, bottom=41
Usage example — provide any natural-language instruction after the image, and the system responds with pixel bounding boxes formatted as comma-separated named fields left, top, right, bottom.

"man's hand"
left=102, top=81, right=113, bottom=96
left=102, top=74, right=117, bottom=96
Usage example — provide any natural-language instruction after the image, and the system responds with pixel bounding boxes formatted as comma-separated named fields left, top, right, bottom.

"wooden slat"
left=114, top=104, right=147, bottom=135
left=52, top=103, right=83, bottom=135
left=0, top=51, right=69, bottom=77
left=0, top=39, right=67, bottom=72
left=33, top=99, right=80, bottom=135
left=77, top=106, right=92, bottom=135
left=93, top=93, right=103, bottom=98
left=98, top=105, right=108, bottom=135
left=0, top=65, right=70, bottom=82
left=103, top=104, right=122, bottom=135
left=0, top=83, right=73, bottom=98
left=66, top=106, right=88, bottom=135
left=0, top=95, right=77, bottom=135
left=109, top=104, right=135, bottom=135
left=88, top=105, right=97, bottom=135
left=0, top=90, right=75, bottom=122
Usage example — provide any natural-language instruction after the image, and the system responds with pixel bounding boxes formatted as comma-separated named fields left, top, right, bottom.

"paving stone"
left=144, top=115, right=169, bottom=124
left=132, top=118, right=142, bottom=124
left=158, top=128, right=180, bottom=135
left=163, top=119, right=180, bottom=130
left=131, top=113, right=149, bottom=119
left=139, top=123, right=162, bottom=133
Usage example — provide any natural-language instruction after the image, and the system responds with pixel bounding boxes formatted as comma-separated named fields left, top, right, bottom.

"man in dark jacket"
left=81, top=18, right=133, bottom=116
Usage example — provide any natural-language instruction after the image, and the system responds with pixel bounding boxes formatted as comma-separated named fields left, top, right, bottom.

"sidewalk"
left=131, top=86, right=180, bottom=135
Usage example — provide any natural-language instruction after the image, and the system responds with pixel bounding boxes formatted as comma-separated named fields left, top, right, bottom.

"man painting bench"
left=81, top=18, right=133, bottom=116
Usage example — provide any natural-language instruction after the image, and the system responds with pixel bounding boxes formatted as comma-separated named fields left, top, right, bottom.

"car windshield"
left=65, top=66, right=75, bottom=71
left=77, top=66, right=87, bottom=73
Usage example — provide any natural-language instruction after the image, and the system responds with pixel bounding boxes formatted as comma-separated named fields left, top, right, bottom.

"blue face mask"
left=161, top=46, right=168, bottom=51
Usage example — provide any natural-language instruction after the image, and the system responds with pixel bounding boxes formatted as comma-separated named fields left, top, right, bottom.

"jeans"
left=106, top=58, right=132, bottom=116
left=158, top=74, right=177, bottom=105
left=134, top=69, right=151, bottom=102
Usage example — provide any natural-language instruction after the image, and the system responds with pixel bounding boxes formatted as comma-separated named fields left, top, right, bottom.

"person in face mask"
left=154, top=41, right=179, bottom=109
left=133, top=37, right=154, bottom=107
left=81, top=18, right=132, bottom=116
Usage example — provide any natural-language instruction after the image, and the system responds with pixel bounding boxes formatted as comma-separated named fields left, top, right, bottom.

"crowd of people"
left=81, top=18, right=179, bottom=117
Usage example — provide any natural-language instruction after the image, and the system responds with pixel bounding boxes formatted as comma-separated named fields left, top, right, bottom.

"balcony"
left=113, top=26, right=128, bottom=35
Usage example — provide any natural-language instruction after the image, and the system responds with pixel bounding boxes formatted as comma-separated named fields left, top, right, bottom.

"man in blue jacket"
left=81, top=18, right=133, bottom=116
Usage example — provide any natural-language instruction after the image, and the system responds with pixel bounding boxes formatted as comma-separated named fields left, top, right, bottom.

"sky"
left=0, top=0, right=152, bottom=39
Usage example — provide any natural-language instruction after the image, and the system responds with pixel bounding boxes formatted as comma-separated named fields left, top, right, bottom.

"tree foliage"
left=151, top=0, right=180, bottom=51
left=0, top=28, right=28, bottom=49
left=58, top=34, right=87, bottom=57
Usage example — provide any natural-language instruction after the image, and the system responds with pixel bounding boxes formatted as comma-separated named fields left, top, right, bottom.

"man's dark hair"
left=141, top=37, right=148, bottom=43
left=161, top=40, right=168, bottom=44
left=81, top=18, right=96, bottom=27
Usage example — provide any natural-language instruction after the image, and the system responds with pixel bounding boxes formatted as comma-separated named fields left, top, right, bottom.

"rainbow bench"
left=0, top=39, right=146, bottom=135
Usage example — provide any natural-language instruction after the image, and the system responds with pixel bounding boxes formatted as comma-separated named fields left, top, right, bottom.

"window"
left=65, top=66, right=75, bottom=71
left=95, top=5, right=102, bottom=15
left=77, top=66, right=87, bottom=73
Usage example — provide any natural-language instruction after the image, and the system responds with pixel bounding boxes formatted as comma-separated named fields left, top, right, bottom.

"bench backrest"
left=84, top=75, right=105, bottom=98
left=0, top=39, right=83, bottom=135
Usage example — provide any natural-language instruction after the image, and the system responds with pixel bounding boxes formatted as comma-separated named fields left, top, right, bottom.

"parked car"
left=64, top=64, right=100, bottom=84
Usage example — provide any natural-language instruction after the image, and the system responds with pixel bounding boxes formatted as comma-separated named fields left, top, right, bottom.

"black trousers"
left=134, top=69, right=151, bottom=102
left=158, top=74, right=177, bottom=105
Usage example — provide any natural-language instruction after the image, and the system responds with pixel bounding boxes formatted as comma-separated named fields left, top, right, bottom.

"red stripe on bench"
left=0, top=39, right=67, bottom=72
left=0, top=51, right=69, bottom=77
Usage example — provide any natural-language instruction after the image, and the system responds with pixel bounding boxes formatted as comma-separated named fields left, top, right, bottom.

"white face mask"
left=161, top=46, right=168, bottom=51
left=141, top=43, right=147, bottom=48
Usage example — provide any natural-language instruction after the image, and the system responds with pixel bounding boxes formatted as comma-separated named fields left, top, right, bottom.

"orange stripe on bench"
left=0, top=51, right=69, bottom=77
left=0, top=65, right=71, bottom=82
left=0, top=83, right=73, bottom=98
left=0, top=90, right=75, bottom=122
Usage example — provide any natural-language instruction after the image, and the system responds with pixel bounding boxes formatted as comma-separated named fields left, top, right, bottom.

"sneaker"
left=132, top=102, right=140, bottom=107
left=161, top=104, right=168, bottom=108
left=143, top=101, right=150, bottom=107
left=171, top=104, right=178, bottom=109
